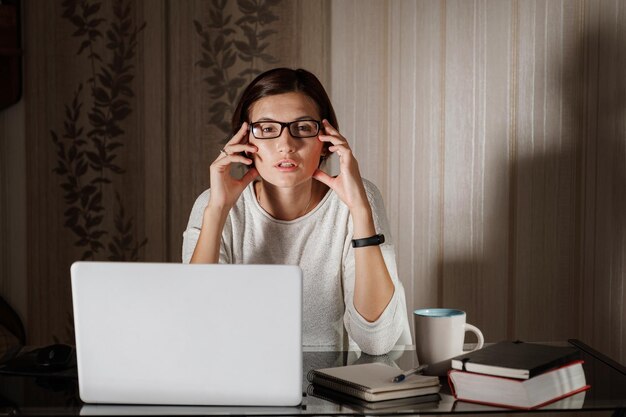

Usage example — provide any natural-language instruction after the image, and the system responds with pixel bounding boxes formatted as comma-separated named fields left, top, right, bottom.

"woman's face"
left=247, top=92, right=325, bottom=188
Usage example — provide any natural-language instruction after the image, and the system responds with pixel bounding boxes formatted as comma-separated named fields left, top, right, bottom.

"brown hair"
left=231, top=68, right=338, bottom=155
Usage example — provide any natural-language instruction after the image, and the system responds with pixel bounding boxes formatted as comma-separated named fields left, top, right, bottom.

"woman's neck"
left=255, top=180, right=322, bottom=221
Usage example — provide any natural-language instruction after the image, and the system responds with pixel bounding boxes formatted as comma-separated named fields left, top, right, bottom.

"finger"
left=225, top=122, right=249, bottom=146
left=217, top=148, right=230, bottom=159
left=223, top=143, right=258, bottom=155
left=318, top=134, right=347, bottom=147
left=328, top=144, right=351, bottom=153
left=328, top=145, right=353, bottom=160
left=240, top=167, right=259, bottom=187
left=319, top=128, right=347, bottom=145
left=312, top=169, right=333, bottom=187
left=322, top=119, right=342, bottom=136
left=214, top=153, right=253, bottom=167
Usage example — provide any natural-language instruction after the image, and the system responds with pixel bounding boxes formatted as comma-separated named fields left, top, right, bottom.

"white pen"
left=392, top=364, right=429, bottom=382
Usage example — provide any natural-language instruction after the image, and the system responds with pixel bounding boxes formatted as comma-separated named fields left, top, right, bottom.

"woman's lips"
left=275, top=160, right=299, bottom=171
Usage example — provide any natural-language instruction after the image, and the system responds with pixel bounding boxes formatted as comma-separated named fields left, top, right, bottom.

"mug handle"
left=463, top=323, right=484, bottom=352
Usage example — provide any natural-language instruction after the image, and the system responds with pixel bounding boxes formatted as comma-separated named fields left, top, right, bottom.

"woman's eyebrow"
left=253, top=115, right=318, bottom=122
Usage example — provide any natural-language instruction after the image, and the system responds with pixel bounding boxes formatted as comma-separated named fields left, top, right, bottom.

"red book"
left=448, top=360, right=590, bottom=410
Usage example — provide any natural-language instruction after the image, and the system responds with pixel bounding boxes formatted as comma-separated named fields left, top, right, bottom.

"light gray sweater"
left=182, top=179, right=410, bottom=355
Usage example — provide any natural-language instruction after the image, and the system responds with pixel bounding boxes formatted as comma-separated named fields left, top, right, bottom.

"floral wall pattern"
left=194, top=0, right=280, bottom=136
left=43, top=0, right=147, bottom=343
left=51, top=0, right=147, bottom=263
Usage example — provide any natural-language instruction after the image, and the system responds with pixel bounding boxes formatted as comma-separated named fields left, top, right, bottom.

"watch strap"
left=351, top=233, right=385, bottom=248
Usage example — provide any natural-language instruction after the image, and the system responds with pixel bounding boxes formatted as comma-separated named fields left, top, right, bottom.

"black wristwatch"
left=351, top=234, right=385, bottom=248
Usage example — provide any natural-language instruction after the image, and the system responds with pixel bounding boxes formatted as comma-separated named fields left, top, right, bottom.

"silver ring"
left=219, top=148, right=229, bottom=156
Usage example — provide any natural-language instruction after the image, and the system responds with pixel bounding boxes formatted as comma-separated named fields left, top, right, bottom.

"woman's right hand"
left=207, top=122, right=259, bottom=212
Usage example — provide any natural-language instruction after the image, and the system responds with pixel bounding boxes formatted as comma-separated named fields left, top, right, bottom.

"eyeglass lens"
left=251, top=120, right=320, bottom=139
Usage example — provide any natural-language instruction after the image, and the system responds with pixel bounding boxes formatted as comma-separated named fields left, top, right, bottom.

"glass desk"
left=0, top=339, right=624, bottom=415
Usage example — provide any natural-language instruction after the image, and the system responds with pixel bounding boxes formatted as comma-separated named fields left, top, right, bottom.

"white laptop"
left=70, top=262, right=302, bottom=406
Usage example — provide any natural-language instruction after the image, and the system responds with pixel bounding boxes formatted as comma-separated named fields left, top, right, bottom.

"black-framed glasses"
left=249, top=119, right=321, bottom=139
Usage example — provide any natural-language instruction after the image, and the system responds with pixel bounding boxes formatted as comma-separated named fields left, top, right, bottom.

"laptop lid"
left=71, top=262, right=302, bottom=406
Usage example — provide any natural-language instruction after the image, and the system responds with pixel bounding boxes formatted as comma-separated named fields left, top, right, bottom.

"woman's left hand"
left=313, top=120, right=370, bottom=212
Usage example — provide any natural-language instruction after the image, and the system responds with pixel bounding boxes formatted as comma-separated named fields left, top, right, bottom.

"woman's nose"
left=275, top=128, right=297, bottom=153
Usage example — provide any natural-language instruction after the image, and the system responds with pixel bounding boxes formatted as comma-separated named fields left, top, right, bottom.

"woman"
left=182, top=68, right=410, bottom=355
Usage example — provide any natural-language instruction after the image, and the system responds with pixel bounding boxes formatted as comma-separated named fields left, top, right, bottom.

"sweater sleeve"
left=181, top=189, right=232, bottom=264
left=341, top=179, right=410, bottom=355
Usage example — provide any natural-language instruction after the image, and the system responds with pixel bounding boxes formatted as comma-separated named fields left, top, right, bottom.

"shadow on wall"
left=579, top=20, right=626, bottom=360
left=441, top=14, right=625, bottom=351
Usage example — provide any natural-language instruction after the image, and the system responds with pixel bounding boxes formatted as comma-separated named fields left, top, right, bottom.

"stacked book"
left=448, top=341, right=591, bottom=409
left=307, top=362, right=441, bottom=411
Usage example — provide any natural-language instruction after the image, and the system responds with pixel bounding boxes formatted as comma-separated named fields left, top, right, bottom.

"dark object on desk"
left=449, top=359, right=590, bottom=409
left=36, top=344, right=74, bottom=370
left=0, top=344, right=76, bottom=377
left=451, top=340, right=581, bottom=379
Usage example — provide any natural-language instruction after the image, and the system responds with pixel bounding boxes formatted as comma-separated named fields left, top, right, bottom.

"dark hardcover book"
left=449, top=360, right=590, bottom=410
left=450, top=341, right=581, bottom=379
